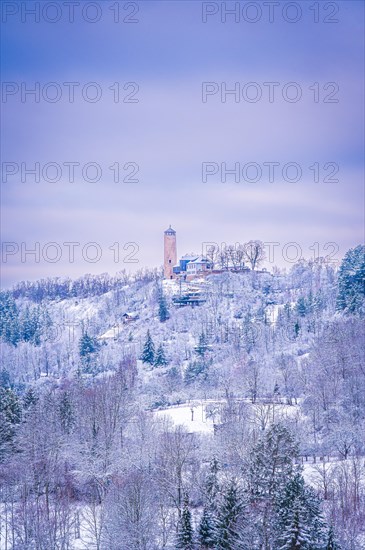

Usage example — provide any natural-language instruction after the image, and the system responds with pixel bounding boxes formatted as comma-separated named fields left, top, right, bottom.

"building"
left=164, top=227, right=213, bottom=280
left=164, top=225, right=177, bottom=279
left=122, top=312, right=139, bottom=323
left=186, top=256, right=212, bottom=276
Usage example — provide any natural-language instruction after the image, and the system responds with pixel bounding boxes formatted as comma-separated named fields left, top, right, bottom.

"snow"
left=98, top=326, right=120, bottom=340
left=155, top=402, right=215, bottom=433
left=154, top=399, right=301, bottom=435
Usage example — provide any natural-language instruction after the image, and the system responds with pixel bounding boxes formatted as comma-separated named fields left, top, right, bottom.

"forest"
left=0, top=244, right=364, bottom=549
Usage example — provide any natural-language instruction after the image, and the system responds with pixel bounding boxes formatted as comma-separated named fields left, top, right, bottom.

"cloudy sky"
left=1, top=0, right=364, bottom=286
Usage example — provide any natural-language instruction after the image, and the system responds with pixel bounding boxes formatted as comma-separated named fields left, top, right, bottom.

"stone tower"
left=164, top=225, right=177, bottom=279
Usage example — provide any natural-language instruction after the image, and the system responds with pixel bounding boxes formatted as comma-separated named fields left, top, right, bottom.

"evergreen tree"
left=336, top=244, right=365, bottom=314
left=247, top=424, right=300, bottom=549
left=59, top=391, right=75, bottom=434
left=23, top=387, right=38, bottom=409
left=158, top=292, right=169, bottom=322
left=296, top=297, right=307, bottom=317
left=154, top=343, right=168, bottom=367
left=184, top=361, right=208, bottom=384
left=195, top=332, right=208, bottom=356
left=21, top=306, right=41, bottom=345
left=0, top=370, right=11, bottom=389
left=216, top=479, right=246, bottom=550
left=0, top=292, right=20, bottom=346
left=198, top=457, right=220, bottom=549
left=79, top=332, right=100, bottom=374
left=79, top=331, right=100, bottom=357
left=275, top=473, right=327, bottom=550
left=0, top=387, right=21, bottom=459
left=205, top=457, right=220, bottom=508
left=176, top=493, right=194, bottom=550
left=140, top=330, right=155, bottom=365
left=199, top=506, right=216, bottom=549
left=279, top=503, right=312, bottom=550
left=248, top=423, right=299, bottom=500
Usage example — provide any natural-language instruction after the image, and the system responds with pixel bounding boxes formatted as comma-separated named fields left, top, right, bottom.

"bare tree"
left=243, top=240, right=266, bottom=271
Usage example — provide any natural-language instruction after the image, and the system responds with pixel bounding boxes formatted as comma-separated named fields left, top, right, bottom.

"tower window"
left=169, top=259, right=171, bottom=263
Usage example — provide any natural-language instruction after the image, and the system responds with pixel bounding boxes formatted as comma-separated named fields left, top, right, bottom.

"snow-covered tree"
left=140, top=330, right=155, bottom=365
left=158, top=292, right=170, bottom=322
left=215, top=479, right=247, bottom=550
left=336, top=244, right=365, bottom=315
left=176, top=492, right=194, bottom=549
left=275, top=473, right=327, bottom=550
left=154, top=343, right=168, bottom=367
left=199, top=505, right=216, bottom=549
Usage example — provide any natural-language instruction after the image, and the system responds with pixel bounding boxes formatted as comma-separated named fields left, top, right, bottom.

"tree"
left=205, top=457, right=220, bottom=507
left=154, top=343, right=168, bottom=367
left=0, top=291, right=20, bottom=345
left=0, top=387, right=21, bottom=459
left=248, top=424, right=299, bottom=500
left=79, top=331, right=100, bottom=374
left=158, top=292, right=169, bottom=322
left=176, top=492, right=194, bottom=550
left=141, top=330, right=155, bottom=365
left=336, top=244, right=365, bottom=314
left=247, top=424, right=300, bottom=549
left=326, top=524, right=340, bottom=550
left=215, top=479, right=246, bottom=550
left=275, top=473, right=327, bottom=550
left=23, top=387, right=39, bottom=410
left=198, top=457, right=220, bottom=549
left=59, top=391, right=75, bottom=434
left=199, top=506, right=216, bottom=549
left=195, top=332, right=208, bottom=357
left=243, top=240, right=266, bottom=271
left=296, top=296, right=307, bottom=317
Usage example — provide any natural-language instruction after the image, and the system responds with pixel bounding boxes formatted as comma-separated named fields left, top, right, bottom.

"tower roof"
left=164, top=225, right=176, bottom=234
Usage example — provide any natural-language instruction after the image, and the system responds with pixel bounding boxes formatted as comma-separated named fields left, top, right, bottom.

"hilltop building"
left=164, top=225, right=177, bottom=279
left=163, top=226, right=212, bottom=280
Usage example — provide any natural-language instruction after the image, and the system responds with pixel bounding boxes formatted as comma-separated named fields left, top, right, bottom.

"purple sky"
left=1, top=0, right=364, bottom=287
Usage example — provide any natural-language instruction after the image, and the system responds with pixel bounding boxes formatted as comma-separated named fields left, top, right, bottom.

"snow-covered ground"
left=155, top=402, right=215, bottom=433
left=154, top=399, right=301, bottom=434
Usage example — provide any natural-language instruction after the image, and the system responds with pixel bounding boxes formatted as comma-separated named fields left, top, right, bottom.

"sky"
left=1, top=0, right=364, bottom=287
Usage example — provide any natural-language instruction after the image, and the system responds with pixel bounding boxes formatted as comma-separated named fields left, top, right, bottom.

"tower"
left=164, top=225, right=177, bottom=279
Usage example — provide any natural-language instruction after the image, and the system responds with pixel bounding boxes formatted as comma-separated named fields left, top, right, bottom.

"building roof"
left=164, top=225, right=176, bottom=234
left=181, top=254, right=198, bottom=261
left=189, top=256, right=209, bottom=264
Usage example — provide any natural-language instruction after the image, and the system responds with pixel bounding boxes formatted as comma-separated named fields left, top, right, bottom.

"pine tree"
left=0, top=292, right=20, bottom=346
left=275, top=473, right=327, bottom=550
left=154, top=343, right=168, bottom=367
left=176, top=493, right=194, bottom=549
left=205, top=457, right=220, bottom=508
left=79, top=332, right=100, bottom=374
left=198, top=458, right=220, bottom=549
left=79, top=332, right=100, bottom=357
left=215, top=479, right=246, bottom=550
left=279, top=503, right=312, bottom=550
left=158, top=292, right=169, bottom=322
left=59, top=391, right=75, bottom=434
left=248, top=423, right=299, bottom=500
left=296, top=297, right=307, bottom=317
left=23, top=387, right=38, bottom=409
left=199, top=506, right=216, bottom=549
left=0, top=387, right=21, bottom=459
left=336, top=244, right=365, bottom=314
left=140, top=330, right=155, bottom=365
left=195, top=332, right=208, bottom=356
